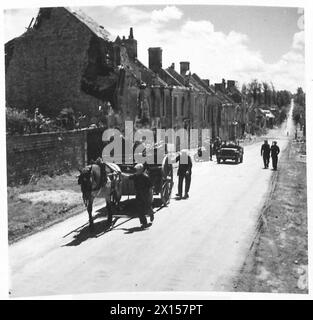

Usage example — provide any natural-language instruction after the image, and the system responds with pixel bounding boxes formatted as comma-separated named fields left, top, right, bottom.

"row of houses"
left=5, top=7, right=275, bottom=143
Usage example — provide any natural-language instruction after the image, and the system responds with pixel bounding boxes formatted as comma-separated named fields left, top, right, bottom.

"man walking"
left=209, top=139, right=213, bottom=161
left=261, top=140, right=271, bottom=168
left=270, top=141, right=280, bottom=171
left=176, top=150, right=192, bottom=200
left=128, top=163, right=154, bottom=228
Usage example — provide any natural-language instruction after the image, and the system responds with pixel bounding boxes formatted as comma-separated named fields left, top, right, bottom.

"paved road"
left=9, top=107, right=294, bottom=298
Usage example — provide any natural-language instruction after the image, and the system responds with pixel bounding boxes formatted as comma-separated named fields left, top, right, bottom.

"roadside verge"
left=233, top=139, right=308, bottom=293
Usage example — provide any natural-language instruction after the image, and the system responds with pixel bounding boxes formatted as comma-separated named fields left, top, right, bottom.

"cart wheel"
left=161, top=156, right=173, bottom=206
left=161, top=180, right=173, bottom=205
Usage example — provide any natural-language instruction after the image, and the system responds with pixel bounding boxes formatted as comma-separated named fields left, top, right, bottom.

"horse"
left=78, top=161, right=123, bottom=229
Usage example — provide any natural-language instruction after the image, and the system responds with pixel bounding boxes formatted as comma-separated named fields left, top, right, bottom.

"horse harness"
left=94, top=162, right=121, bottom=204
left=78, top=161, right=120, bottom=204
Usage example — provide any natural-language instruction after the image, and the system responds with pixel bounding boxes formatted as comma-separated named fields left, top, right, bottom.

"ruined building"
left=5, top=7, right=119, bottom=117
left=5, top=6, right=247, bottom=140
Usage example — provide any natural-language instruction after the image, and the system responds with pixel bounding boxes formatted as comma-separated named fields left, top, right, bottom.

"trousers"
left=272, top=155, right=278, bottom=170
left=136, top=191, right=153, bottom=225
left=178, top=173, right=191, bottom=196
left=263, top=154, right=270, bottom=168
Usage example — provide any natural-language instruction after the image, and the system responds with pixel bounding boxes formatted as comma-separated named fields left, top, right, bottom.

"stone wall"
left=6, top=130, right=87, bottom=185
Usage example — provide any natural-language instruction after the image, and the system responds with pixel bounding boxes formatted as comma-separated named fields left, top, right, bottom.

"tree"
left=293, top=87, right=306, bottom=135
left=278, top=106, right=288, bottom=124
left=243, top=80, right=277, bottom=107
left=295, top=87, right=305, bottom=107
left=262, top=82, right=269, bottom=105
left=271, top=82, right=277, bottom=105
left=276, top=90, right=291, bottom=108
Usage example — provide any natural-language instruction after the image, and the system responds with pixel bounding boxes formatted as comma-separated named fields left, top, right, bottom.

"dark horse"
left=78, top=161, right=122, bottom=228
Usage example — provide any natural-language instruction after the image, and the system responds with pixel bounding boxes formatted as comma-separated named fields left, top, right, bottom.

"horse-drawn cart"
left=118, top=153, right=174, bottom=206
left=78, top=140, right=174, bottom=228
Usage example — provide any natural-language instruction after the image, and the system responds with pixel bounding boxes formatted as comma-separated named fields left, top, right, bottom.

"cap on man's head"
left=134, top=163, right=144, bottom=172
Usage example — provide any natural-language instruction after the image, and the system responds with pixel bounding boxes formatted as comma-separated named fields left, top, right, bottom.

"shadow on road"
left=119, top=223, right=152, bottom=234
left=63, top=198, right=166, bottom=246
left=63, top=219, right=113, bottom=246
left=217, top=161, right=241, bottom=165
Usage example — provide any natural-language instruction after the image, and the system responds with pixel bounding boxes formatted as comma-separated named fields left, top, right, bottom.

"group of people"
left=129, top=139, right=281, bottom=229
left=260, top=140, right=280, bottom=170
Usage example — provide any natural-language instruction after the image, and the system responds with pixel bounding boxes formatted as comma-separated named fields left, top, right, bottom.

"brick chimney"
left=227, top=80, right=236, bottom=89
left=215, top=83, right=224, bottom=93
left=170, top=62, right=175, bottom=70
left=180, top=61, right=190, bottom=76
left=123, top=27, right=137, bottom=60
left=148, top=47, right=162, bottom=74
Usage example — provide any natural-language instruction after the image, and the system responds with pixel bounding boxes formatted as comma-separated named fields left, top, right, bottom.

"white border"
left=0, top=0, right=312, bottom=300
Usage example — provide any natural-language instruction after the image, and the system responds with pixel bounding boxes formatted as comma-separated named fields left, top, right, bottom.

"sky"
left=3, top=5, right=305, bottom=92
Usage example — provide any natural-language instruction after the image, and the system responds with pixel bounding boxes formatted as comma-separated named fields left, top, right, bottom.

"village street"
left=9, top=107, right=294, bottom=298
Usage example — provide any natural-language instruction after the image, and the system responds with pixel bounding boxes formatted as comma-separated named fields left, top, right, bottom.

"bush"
left=57, top=108, right=76, bottom=130
left=278, top=106, right=288, bottom=124
left=6, top=105, right=103, bottom=135
left=6, top=107, right=33, bottom=135
left=6, top=107, right=63, bottom=135
left=293, top=103, right=305, bottom=128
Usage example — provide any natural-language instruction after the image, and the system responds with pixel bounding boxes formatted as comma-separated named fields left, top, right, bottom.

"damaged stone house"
left=225, top=80, right=248, bottom=137
left=211, top=79, right=240, bottom=141
left=148, top=55, right=223, bottom=141
left=247, top=105, right=276, bottom=132
left=5, top=7, right=118, bottom=118
left=5, top=6, right=247, bottom=142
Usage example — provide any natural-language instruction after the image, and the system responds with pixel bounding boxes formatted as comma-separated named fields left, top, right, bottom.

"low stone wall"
left=6, top=130, right=88, bottom=185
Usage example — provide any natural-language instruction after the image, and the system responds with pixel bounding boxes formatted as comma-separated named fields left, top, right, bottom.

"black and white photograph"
left=0, top=0, right=311, bottom=300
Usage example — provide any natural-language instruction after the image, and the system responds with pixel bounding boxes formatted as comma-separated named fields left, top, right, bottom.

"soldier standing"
left=261, top=140, right=271, bottom=169
left=176, top=150, right=192, bottom=200
left=213, top=137, right=221, bottom=156
left=270, top=141, right=280, bottom=171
